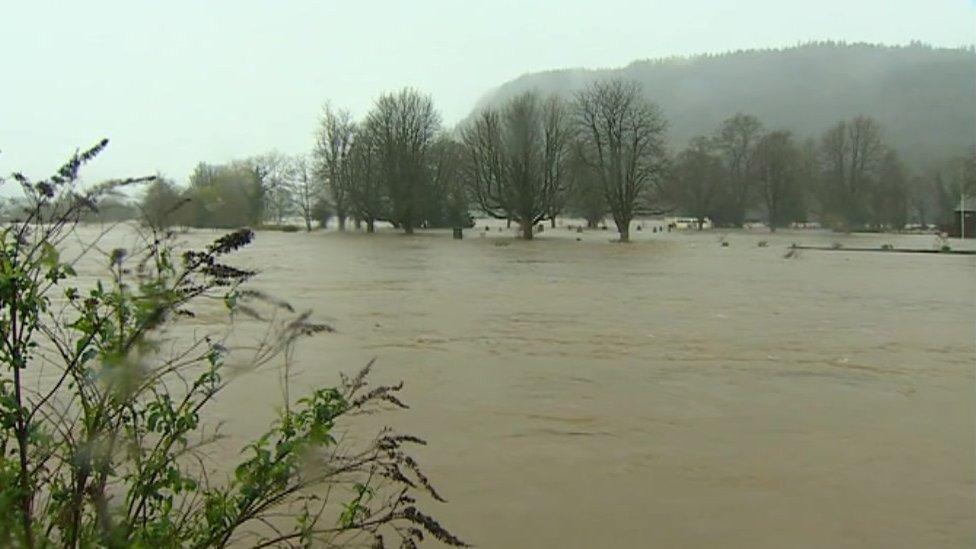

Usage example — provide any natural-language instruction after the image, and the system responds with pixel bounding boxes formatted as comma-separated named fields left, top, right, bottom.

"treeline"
left=139, top=90, right=469, bottom=233
left=666, top=113, right=975, bottom=231
left=22, top=80, right=968, bottom=240
left=303, top=80, right=669, bottom=241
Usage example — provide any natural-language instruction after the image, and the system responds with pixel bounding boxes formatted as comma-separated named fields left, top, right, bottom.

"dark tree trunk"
left=616, top=218, right=631, bottom=242
left=520, top=220, right=533, bottom=240
left=404, top=222, right=414, bottom=235
left=550, top=216, right=556, bottom=228
left=366, top=219, right=375, bottom=233
left=338, top=216, right=346, bottom=231
left=354, top=217, right=362, bottom=230
left=506, top=218, right=512, bottom=228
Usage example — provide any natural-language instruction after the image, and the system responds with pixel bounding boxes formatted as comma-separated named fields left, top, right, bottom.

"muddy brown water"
left=53, top=223, right=976, bottom=547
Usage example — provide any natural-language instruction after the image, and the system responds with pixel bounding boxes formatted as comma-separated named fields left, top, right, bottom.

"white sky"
left=1, top=0, right=973, bottom=190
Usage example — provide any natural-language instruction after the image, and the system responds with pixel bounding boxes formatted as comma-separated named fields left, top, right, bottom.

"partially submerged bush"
left=0, top=142, right=464, bottom=548
left=260, top=224, right=301, bottom=232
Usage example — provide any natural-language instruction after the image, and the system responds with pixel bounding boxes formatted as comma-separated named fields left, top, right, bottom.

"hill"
left=471, top=42, right=975, bottom=169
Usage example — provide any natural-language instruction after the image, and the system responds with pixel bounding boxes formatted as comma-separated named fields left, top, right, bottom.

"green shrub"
left=0, top=142, right=464, bottom=548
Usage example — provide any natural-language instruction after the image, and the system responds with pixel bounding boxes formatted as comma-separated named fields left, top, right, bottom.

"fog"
left=2, top=1, right=975, bottom=547
left=1, top=1, right=973, bottom=186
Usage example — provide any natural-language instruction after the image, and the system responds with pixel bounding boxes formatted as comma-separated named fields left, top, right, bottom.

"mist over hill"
left=472, top=42, right=975, bottom=169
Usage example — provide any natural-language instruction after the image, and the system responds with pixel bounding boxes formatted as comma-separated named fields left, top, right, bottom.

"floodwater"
left=72, top=223, right=976, bottom=547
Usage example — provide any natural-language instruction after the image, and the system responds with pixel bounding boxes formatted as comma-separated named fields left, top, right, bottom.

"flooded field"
left=73, top=223, right=976, bottom=547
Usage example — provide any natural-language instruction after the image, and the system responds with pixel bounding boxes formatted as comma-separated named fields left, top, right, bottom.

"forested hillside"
left=473, top=42, right=975, bottom=168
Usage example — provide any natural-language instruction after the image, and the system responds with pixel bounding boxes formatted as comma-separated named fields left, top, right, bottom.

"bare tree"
left=290, top=154, right=319, bottom=231
left=564, top=143, right=606, bottom=228
left=713, top=113, right=764, bottom=227
left=364, top=88, right=441, bottom=234
left=754, top=130, right=800, bottom=231
left=574, top=79, right=668, bottom=242
left=314, top=103, right=356, bottom=230
left=462, top=92, right=572, bottom=239
left=820, top=115, right=885, bottom=227
left=346, top=132, right=385, bottom=232
left=798, top=137, right=828, bottom=222
left=237, top=152, right=290, bottom=225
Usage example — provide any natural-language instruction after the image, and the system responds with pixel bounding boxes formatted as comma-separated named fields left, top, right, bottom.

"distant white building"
left=664, top=217, right=713, bottom=230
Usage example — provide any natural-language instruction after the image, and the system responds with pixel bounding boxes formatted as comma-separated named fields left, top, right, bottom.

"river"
left=68, top=222, right=976, bottom=547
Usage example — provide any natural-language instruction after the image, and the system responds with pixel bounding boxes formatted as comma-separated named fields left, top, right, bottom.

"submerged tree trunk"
left=366, top=219, right=375, bottom=233
left=586, top=218, right=598, bottom=229
left=337, top=216, right=346, bottom=231
left=616, top=218, right=631, bottom=242
left=404, top=222, right=414, bottom=235
left=354, top=217, right=362, bottom=230
left=550, top=216, right=556, bottom=228
left=506, top=218, right=512, bottom=229
left=520, top=220, right=534, bottom=240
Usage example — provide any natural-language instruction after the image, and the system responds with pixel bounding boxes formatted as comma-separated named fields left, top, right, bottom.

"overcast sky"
left=1, top=0, right=973, bottom=190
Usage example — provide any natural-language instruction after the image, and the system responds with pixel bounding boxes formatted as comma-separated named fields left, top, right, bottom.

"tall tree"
left=184, top=162, right=264, bottom=228
left=290, top=154, right=319, bottom=231
left=798, top=137, right=828, bottom=223
left=819, top=115, right=885, bottom=228
left=427, top=134, right=470, bottom=228
left=666, top=136, right=724, bottom=229
left=872, top=150, right=909, bottom=229
left=261, top=153, right=294, bottom=225
left=364, top=88, right=441, bottom=234
left=314, top=104, right=356, bottom=230
left=574, top=79, right=668, bottom=242
left=140, top=175, right=185, bottom=228
left=713, top=113, right=763, bottom=227
left=907, top=174, right=933, bottom=227
left=238, top=152, right=287, bottom=225
left=462, top=91, right=572, bottom=239
left=345, top=133, right=385, bottom=233
left=754, top=130, right=802, bottom=231
left=565, top=144, right=606, bottom=229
